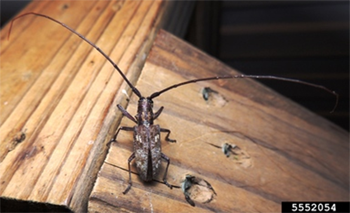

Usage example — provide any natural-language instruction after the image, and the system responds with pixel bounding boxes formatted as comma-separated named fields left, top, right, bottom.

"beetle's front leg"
left=107, top=104, right=137, bottom=146
left=160, top=128, right=176, bottom=143
left=153, top=106, right=164, bottom=120
left=117, top=104, right=137, bottom=123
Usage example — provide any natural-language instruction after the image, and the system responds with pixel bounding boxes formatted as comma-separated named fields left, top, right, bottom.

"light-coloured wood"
left=89, top=30, right=349, bottom=212
left=1, top=0, right=348, bottom=212
left=0, top=0, right=178, bottom=211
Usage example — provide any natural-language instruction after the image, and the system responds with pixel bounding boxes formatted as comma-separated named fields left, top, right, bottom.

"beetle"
left=9, top=12, right=339, bottom=195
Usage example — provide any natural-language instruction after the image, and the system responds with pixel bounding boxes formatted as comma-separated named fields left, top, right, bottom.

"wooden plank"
left=0, top=1, right=51, bottom=52
left=0, top=0, right=185, bottom=211
left=89, top=30, right=349, bottom=212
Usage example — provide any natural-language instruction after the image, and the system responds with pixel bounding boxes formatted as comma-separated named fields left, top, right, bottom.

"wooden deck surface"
left=1, top=0, right=172, bottom=211
left=88, top=29, right=349, bottom=212
left=1, top=0, right=349, bottom=212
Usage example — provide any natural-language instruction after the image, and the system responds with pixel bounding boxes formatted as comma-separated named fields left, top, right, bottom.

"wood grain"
left=0, top=0, right=172, bottom=211
left=89, top=30, right=349, bottom=212
left=1, top=0, right=348, bottom=212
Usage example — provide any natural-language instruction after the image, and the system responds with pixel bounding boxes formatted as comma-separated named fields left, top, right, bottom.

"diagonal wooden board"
left=89, top=30, right=349, bottom=212
left=0, top=0, right=183, bottom=212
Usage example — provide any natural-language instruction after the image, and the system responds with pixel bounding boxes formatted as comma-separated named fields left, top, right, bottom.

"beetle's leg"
left=160, top=128, right=176, bottom=143
left=161, top=153, right=173, bottom=189
left=123, top=152, right=135, bottom=194
left=153, top=106, right=164, bottom=120
left=200, top=179, right=217, bottom=195
left=117, top=104, right=137, bottom=124
left=108, top=126, right=134, bottom=146
left=107, top=104, right=136, bottom=146
left=185, top=193, right=195, bottom=207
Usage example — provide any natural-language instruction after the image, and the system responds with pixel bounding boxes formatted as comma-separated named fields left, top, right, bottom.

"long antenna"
left=8, top=12, right=142, bottom=98
left=149, top=74, right=339, bottom=113
left=9, top=13, right=338, bottom=113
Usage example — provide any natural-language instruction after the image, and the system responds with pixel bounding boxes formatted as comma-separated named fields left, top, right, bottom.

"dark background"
left=1, top=1, right=349, bottom=131
left=185, top=1, right=349, bottom=132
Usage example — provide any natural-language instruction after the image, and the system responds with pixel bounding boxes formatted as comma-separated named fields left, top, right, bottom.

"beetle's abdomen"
left=134, top=125, right=161, bottom=181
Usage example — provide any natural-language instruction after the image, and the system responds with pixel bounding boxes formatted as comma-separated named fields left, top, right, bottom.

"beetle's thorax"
left=136, top=97, right=154, bottom=126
